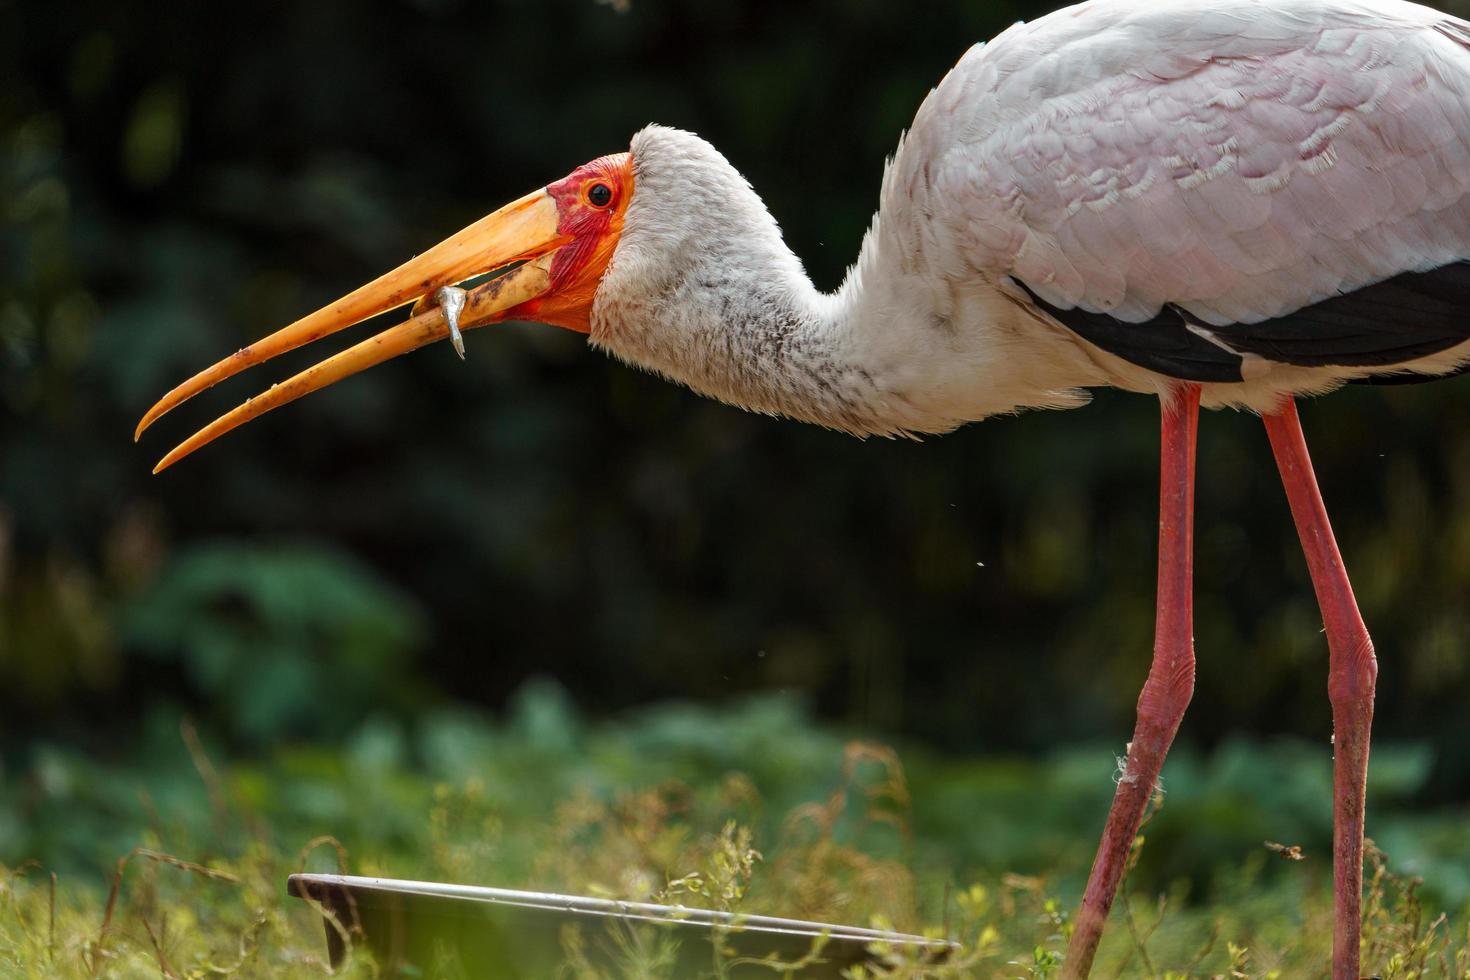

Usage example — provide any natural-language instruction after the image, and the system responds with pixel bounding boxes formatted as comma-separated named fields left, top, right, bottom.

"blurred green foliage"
left=3, top=0, right=1468, bottom=764
left=1, top=689, right=1468, bottom=976
left=3, top=0, right=1470, bottom=964
left=122, top=542, right=426, bottom=743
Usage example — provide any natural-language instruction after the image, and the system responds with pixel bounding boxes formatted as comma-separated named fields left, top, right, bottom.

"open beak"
left=136, top=188, right=570, bottom=473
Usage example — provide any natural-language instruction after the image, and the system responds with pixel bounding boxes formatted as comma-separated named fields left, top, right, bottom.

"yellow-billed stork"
left=135, top=1, right=1470, bottom=975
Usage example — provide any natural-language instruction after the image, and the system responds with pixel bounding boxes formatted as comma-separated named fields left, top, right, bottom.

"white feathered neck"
left=586, top=126, right=1100, bottom=437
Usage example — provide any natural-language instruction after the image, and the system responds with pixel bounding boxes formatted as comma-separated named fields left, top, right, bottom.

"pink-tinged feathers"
left=899, top=0, right=1470, bottom=337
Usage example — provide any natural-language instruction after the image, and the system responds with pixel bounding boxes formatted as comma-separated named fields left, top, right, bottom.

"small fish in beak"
left=136, top=151, right=633, bottom=473
left=434, top=285, right=469, bottom=360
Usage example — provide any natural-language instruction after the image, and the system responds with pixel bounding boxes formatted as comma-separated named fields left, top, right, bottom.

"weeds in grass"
left=1, top=700, right=1467, bottom=977
left=1361, top=840, right=1470, bottom=980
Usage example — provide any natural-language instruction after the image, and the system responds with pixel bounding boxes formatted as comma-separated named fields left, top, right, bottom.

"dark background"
left=5, top=0, right=1470, bottom=821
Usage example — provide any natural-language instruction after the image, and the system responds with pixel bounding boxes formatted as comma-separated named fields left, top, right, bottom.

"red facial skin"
left=511, top=152, right=634, bottom=333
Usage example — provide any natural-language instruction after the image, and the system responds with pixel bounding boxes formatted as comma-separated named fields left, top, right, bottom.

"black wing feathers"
left=1014, top=280, right=1247, bottom=382
left=1017, top=260, right=1470, bottom=385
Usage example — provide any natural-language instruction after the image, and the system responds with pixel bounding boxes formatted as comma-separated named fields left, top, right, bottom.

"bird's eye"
left=586, top=182, right=613, bottom=208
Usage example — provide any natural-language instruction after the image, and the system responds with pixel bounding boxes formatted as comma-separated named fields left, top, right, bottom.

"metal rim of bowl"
left=288, top=872, right=958, bottom=970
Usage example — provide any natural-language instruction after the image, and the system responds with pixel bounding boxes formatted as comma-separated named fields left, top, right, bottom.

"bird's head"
left=135, top=145, right=642, bottom=471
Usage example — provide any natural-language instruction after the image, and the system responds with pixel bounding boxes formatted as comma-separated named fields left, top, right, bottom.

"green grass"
left=3, top=686, right=1468, bottom=977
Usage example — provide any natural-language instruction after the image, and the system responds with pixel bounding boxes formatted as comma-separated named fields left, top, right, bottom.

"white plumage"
left=572, top=16, right=1470, bottom=968
left=137, top=4, right=1470, bottom=975
left=591, top=0, right=1470, bottom=434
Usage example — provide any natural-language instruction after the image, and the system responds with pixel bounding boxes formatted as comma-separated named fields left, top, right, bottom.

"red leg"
left=1064, top=384, right=1200, bottom=979
left=1263, top=399, right=1376, bottom=980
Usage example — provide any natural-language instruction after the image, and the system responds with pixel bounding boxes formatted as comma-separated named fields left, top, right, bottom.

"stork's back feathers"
left=896, top=0, right=1470, bottom=405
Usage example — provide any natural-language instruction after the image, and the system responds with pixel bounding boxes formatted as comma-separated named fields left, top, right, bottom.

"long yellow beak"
left=137, top=188, right=569, bottom=473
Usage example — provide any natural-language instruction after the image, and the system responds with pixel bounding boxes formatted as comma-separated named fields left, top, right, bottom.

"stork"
left=135, top=0, right=1470, bottom=975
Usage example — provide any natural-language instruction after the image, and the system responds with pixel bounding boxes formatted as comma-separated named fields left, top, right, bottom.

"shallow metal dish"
left=288, top=873, right=955, bottom=977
